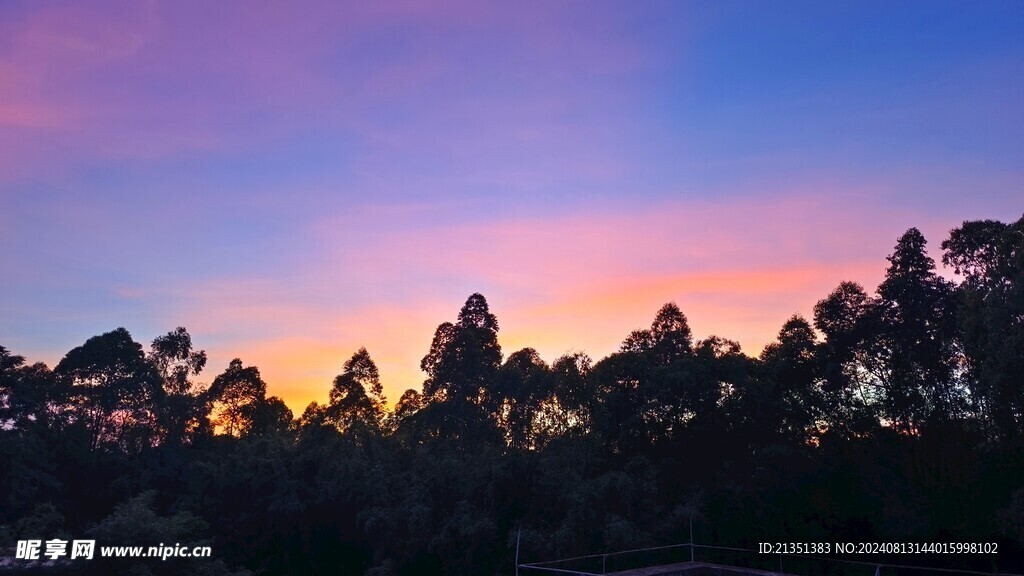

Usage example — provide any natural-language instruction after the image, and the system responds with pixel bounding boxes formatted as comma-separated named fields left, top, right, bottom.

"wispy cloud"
left=3, top=1, right=1020, bottom=414
left=151, top=187, right=940, bottom=412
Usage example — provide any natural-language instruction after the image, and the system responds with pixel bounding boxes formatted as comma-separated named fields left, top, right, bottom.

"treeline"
left=1, top=216, right=1023, bottom=575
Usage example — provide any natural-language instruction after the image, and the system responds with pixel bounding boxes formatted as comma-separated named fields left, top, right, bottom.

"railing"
left=516, top=542, right=1023, bottom=576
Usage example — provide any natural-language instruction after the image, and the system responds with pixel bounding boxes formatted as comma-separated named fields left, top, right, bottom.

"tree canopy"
left=3, top=217, right=1023, bottom=574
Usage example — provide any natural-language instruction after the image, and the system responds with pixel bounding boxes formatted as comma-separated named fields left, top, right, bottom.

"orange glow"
left=185, top=263, right=886, bottom=414
left=500, top=263, right=884, bottom=367
left=159, top=192, right=933, bottom=414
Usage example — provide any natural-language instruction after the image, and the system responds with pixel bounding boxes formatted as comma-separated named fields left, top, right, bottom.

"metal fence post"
left=515, top=529, right=521, bottom=576
left=689, top=515, right=694, bottom=562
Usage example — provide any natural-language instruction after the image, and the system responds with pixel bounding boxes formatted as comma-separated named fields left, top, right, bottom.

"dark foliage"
left=2, top=218, right=1023, bottom=575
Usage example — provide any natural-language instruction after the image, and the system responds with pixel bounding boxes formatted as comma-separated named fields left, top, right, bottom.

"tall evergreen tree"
left=872, top=228, right=961, bottom=433
left=417, top=294, right=503, bottom=444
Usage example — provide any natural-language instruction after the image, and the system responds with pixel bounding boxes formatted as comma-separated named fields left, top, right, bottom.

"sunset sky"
left=2, top=1, right=1022, bottom=412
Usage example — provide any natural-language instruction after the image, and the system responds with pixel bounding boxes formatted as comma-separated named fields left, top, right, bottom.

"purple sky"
left=2, top=0, right=1022, bottom=411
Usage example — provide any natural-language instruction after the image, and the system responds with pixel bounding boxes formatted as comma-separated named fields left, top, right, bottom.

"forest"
left=2, top=215, right=1023, bottom=576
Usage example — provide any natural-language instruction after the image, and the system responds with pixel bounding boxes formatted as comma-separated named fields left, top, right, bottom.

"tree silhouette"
left=1, top=346, right=63, bottom=431
left=54, top=328, right=161, bottom=452
left=649, top=302, right=694, bottom=365
left=208, top=358, right=268, bottom=437
left=389, top=388, right=425, bottom=438
left=6, top=219, right=1024, bottom=576
left=243, top=395, right=293, bottom=436
left=149, top=327, right=210, bottom=445
left=758, top=315, right=824, bottom=445
left=942, top=215, right=1024, bottom=440
left=494, top=347, right=551, bottom=450
left=872, top=228, right=960, bottom=433
left=416, top=293, right=503, bottom=445
left=812, top=281, right=879, bottom=437
left=326, top=347, right=386, bottom=435
left=526, top=352, right=595, bottom=442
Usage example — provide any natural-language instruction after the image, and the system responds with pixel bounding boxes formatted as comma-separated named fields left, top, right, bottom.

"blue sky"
left=2, top=0, right=1021, bottom=410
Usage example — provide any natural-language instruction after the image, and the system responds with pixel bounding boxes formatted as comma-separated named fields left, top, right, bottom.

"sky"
left=2, top=0, right=1022, bottom=412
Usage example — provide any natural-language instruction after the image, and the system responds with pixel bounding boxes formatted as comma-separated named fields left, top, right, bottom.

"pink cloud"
left=0, top=1, right=655, bottom=180
left=147, top=186, right=946, bottom=413
left=6, top=2, right=996, bottom=413
left=318, top=181, right=934, bottom=298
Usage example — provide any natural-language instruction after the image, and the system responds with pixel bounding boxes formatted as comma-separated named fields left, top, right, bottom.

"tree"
left=149, top=327, right=208, bottom=396
left=54, top=328, right=161, bottom=452
left=208, top=359, right=268, bottom=437
left=243, top=396, right=293, bottom=437
left=148, top=327, right=209, bottom=445
left=1, top=346, right=63, bottom=430
left=88, top=491, right=247, bottom=576
left=812, top=282, right=878, bottom=437
left=494, top=348, right=551, bottom=450
left=389, top=388, right=425, bottom=437
left=590, top=347, right=654, bottom=453
left=416, top=294, right=503, bottom=444
left=650, top=302, right=694, bottom=365
left=620, top=302, right=693, bottom=366
left=872, top=228, right=961, bottom=433
left=543, top=352, right=594, bottom=437
left=758, top=315, right=824, bottom=445
left=421, top=293, right=502, bottom=403
left=0, top=347, right=64, bottom=524
left=0, top=345, right=26, bottom=411
left=596, top=303, right=700, bottom=452
left=942, top=215, right=1024, bottom=440
left=421, top=322, right=458, bottom=403
left=326, top=348, right=386, bottom=435
left=814, top=281, right=871, bottom=362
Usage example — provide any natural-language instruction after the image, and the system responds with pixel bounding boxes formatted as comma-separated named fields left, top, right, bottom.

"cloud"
left=0, top=0, right=664, bottom=185
left=5, top=1, right=1015, bottom=416
left=152, top=187, right=937, bottom=412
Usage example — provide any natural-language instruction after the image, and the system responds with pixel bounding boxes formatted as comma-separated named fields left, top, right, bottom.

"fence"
left=516, top=540, right=1022, bottom=576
